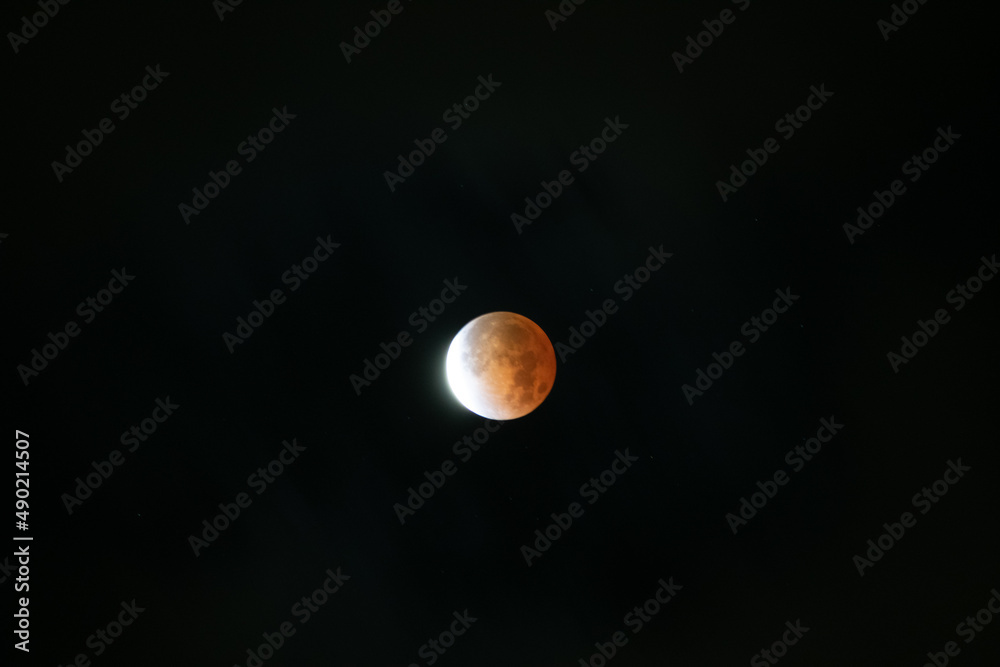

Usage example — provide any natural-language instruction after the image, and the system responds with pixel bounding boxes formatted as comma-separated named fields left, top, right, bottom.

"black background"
left=5, top=0, right=999, bottom=665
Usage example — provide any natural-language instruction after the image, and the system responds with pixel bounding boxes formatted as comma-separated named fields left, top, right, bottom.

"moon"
left=446, top=312, right=557, bottom=420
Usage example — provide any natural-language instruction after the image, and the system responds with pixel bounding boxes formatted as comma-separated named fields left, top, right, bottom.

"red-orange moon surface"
left=446, top=312, right=557, bottom=420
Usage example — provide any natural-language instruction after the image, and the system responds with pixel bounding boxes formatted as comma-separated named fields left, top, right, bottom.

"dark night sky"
left=5, top=1, right=999, bottom=665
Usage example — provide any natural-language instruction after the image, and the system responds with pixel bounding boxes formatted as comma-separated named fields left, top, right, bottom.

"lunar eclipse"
left=446, top=312, right=557, bottom=420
